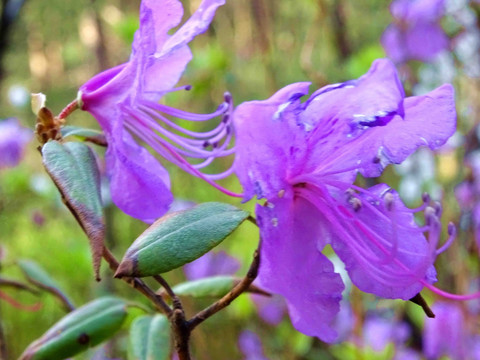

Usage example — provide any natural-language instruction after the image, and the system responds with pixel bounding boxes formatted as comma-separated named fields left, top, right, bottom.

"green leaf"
left=115, top=203, right=249, bottom=277
left=17, top=260, right=75, bottom=311
left=128, top=314, right=170, bottom=360
left=19, top=297, right=128, bottom=360
left=42, top=140, right=105, bottom=280
left=61, top=125, right=106, bottom=146
left=172, top=276, right=236, bottom=298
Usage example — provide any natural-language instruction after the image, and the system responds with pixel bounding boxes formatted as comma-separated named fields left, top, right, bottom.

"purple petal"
left=423, top=302, right=467, bottom=359
left=238, top=330, right=268, bottom=360
left=162, top=0, right=226, bottom=56
left=183, top=250, right=240, bottom=280
left=251, top=293, right=287, bottom=325
left=402, top=23, right=449, bottom=62
left=233, top=82, right=311, bottom=201
left=106, top=132, right=172, bottom=223
left=391, top=0, right=445, bottom=23
left=0, top=118, right=32, bottom=169
left=363, top=316, right=410, bottom=351
left=136, top=0, right=183, bottom=53
left=316, top=83, right=456, bottom=179
left=328, top=184, right=437, bottom=300
left=300, top=59, right=405, bottom=176
left=256, top=195, right=344, bottom=342
left=381, top=25, right=408, bottom=64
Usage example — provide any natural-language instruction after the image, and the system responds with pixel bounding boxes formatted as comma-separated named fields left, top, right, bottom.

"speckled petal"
left=315, top=83, right=456, bottom=179
left=233, top=82, right=311, bottom=201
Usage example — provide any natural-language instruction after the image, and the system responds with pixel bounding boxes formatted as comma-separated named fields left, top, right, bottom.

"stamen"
left=436, top=222, right=456, bottom=255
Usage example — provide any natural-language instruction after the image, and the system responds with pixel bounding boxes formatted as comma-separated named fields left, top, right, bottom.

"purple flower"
left=183, top=250, right=240, bottom=281
left=238, top=330, right=269, bottom=360
left=0, top=118, right=32, bottom=169
left=381, top=0, right=449, bottom=63
left=250, top=293, right=287, bottom=325
left=455, top=153, right=480, bottom=252
left=363, top=315, right=410, bottom=351
left=233, top=59, right=456, bottom=342
left=79, top=0, right=234, bottom=222
left=423, top=302, right=467, bottom=359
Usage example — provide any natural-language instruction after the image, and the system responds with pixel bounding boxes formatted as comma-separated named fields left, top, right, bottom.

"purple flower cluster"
left=382, top=0, right=449, bottom=63
left=77, top=0, right=467, bottom=345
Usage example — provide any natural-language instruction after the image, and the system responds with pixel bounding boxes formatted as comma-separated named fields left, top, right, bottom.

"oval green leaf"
left=128, top=314, right=170, bottom=360
left=172, top=276, right=236, bottom=298
left=19, top=297, right=128, bottom=360
left=116, top=202, right=249, bottom=277
left=18, top=259, right=74, bottom=310
left=42, top=140, right=104, bottom=280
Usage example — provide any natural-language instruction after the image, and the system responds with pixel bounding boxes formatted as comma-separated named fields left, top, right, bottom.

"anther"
left=384, top=192, right=395, bottom=211
left=350, top=197, right=362, bottom=212
left=425, top=206, right=436, bottom=226
left=373, top=155, right=381, bottom=164
left=422, top=192, right=430, bottom=204
left=224, top=92, right=232, bottom=103
left=433, top=201, right=442, bottom=217
left=278, top=189, right=285, bottom=198
left=448, top=222, right=456, bottom=236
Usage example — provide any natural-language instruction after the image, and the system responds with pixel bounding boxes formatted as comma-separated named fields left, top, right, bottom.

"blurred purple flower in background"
left=250, top=293, right=287, bottom=326
left=238, top=330, right=269, bottom=360
left=382, top=0, right=449, bottom=63
left=233, top=58, right=456, bottom=342
left=423, top=302, right=476, bottom=359
left=183, top=250, right=240, bottom=281
left=455, top=152, right=480, bottom=252
left=363, top=315, right=411, bottom=353
left=0, top=118, right=32, bottom=170
left=79, top=0, right=235, bottom=222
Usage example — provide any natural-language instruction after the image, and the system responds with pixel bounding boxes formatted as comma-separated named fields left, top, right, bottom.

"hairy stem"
left=188, top=249, right=260, bottom=330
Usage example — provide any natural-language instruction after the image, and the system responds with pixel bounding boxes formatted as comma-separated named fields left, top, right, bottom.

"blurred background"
left=1, top=0, right=480, bottom=359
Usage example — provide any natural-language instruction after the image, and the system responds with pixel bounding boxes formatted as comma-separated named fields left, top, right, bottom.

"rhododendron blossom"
left=78, top=0, right=235, bottom=222
left=233, top=59, right=457, bottom=341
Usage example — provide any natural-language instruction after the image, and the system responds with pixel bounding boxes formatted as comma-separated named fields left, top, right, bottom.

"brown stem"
left=188, top=249, right=260, bottom=330
left=102, top=247, right=172, bottom=316
left=409, top=293, right=435, bottom=318
left=172, top=308, right=191, bottom=360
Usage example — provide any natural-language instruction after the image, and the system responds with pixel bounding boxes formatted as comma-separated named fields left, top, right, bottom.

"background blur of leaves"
left=0, top=0, right=477, bottom=359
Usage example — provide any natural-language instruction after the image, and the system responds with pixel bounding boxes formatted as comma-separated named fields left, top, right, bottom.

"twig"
left=172, top=308, right=191, bottom=360
left=0, top=277, right=39, bottom=294
left=102, top=247, right=172, bottom=316
left=409, top=293, right=435, bottom=318
left=188, top=249, right=260, bottom=330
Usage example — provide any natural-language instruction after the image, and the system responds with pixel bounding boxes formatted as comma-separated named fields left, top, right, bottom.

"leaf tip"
left=114, top=258, right=136, bottom=278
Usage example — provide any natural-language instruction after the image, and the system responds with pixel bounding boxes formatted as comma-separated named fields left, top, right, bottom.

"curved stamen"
left=436, top=222, right=456, bottom=255
left=139, top=105, right=229, bottom=140
left=139, top=95, right=229, bottom=122
left=125, top=107, right=234, bottom=159
left=125, top=120, right=242, bottom=197
left=298, top=186, right=428, bottom=284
